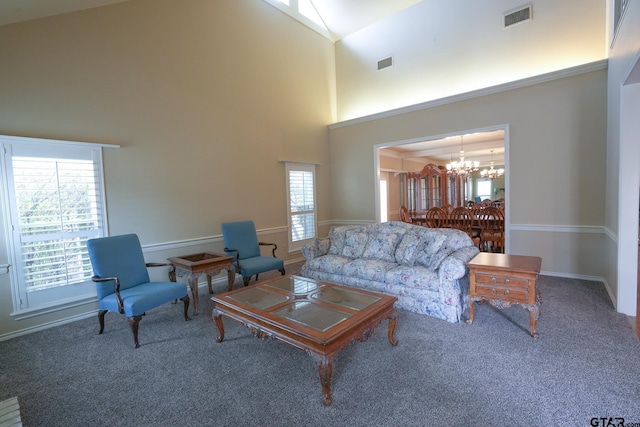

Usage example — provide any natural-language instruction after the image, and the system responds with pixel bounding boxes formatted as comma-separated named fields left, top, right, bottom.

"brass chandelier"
left=446, top=135, right=479, bottom=176
left=480, top=150, right=504, bottom=179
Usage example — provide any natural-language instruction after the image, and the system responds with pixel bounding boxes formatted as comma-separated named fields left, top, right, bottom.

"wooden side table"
left=168, top=252, right=234, bottom=315
left=466, top=253, right=542, bottom=337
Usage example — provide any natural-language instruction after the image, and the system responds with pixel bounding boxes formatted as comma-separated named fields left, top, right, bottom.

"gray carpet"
left=1, top=267, right=640, bottom=426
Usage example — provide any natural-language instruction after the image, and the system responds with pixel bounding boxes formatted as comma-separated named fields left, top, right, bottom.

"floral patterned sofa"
left=300, top=221, right=480, bottom=323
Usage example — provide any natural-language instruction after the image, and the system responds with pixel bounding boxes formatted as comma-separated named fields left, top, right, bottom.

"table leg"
left=528, top=304, right=540, bottom=338
left=226, top=266, right=235, bottom=292
left=316, top=357, right=334, bottom=406
left=388, top=309, right=399, bottom=346
left=212, top=310, right=225, bottom=343
left=188, top=273, right=200, bottom=315
left=207, top=273, right=214, bottom=294
left=467, top=299, right=475, bottom=324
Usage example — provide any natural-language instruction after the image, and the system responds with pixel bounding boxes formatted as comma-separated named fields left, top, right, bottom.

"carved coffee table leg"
left=388, top=309, right=399, bottom=346
left=213, top=310, right=225, bottom=343
left=316, top=357, right=334, bottom=406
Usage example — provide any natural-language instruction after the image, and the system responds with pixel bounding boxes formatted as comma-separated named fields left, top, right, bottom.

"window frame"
left=0, top=135, right=116, bottom=317
left=285, top=162, right=317, bottom=253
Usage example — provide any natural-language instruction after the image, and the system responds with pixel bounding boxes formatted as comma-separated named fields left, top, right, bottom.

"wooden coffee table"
left=211, top=275, right=398, bottom=406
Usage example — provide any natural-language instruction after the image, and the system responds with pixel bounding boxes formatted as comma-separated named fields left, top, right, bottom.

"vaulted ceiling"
left=307, top=0, right=421, bottom=40
left=0, top=0, right=421, bottom=39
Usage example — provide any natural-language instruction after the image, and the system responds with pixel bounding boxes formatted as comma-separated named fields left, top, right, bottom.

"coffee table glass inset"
left=212, top=275, right=398, bottom=405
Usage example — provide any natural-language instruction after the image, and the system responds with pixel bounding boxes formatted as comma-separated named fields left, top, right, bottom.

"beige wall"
left=335, top=0, right=606, bottom=121
left=0, top=0, right=335, bottom=337
left=329, top=67, right=608, bottom=279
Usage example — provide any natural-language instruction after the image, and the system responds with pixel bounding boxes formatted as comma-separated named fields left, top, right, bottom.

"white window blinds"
left=1, top=136, right=110, bottom=313
left=286, top=162, right=316, bottom=251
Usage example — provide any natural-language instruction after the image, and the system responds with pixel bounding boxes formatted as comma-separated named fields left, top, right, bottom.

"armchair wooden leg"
left=181, top=295, right=191, bottom=321
left=128, top=315, right=143, bottom=349
left=243, top=276, right=250, bottom=286
left=279, top=268, right=285, bottom=275
left=98, top=310, right=108, bottom=335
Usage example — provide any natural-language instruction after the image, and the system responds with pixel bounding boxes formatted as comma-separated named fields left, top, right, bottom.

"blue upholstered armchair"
left=221, top=220, right=285, bottom=286
left=87, top=234, right=190, bottom=348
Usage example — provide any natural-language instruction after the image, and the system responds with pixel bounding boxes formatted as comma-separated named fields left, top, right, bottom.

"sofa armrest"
left=301, top=237, right=331, bottom=261
left=438, top=246, right=480, bottom=281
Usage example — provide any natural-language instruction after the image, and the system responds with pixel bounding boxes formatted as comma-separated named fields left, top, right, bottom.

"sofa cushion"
left=303, top=255, right=351, bottom=275
left=412, top=231, right=448, bottom=270
left=328, top=227, right=348, bottom=255
left=362, top=232, right=401, bottom=262
left=342, top=259, right=397, bottom=282
left=385, top=265, right=440, bottom=292
left=341, top=230, right=370, bottom=258
left=394, top=233, right=420, bottom=265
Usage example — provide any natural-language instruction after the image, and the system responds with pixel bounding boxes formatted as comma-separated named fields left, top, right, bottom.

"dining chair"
left=425, top=207, right=448, bottom=228
left=478, top=206, right=505, bottom=253
left=450, top=206, right=480, bottom=247
left=399, top=205, right=413, bottom=223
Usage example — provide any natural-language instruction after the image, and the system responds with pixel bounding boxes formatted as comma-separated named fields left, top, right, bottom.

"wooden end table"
left=466, top=253, right=542, bottom=337
left=168, top=252, right=234, bottom=315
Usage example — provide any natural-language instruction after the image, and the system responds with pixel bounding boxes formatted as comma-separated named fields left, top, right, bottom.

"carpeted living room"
left=1, top=0, right=640, bottom=426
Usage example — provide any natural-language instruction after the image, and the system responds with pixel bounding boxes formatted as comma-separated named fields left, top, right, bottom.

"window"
left=298, top=0, right=325, bottom=28
left=0, top=135, right=112, bottom=315
left=477, top=180, right=492, bottom=201
left=262, top=0, right=332, bottom=41
left=285, top=162, right=316, bottom=252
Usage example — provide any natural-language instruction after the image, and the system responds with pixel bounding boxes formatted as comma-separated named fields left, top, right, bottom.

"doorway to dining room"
left=375, top=125, right=508, bottom=248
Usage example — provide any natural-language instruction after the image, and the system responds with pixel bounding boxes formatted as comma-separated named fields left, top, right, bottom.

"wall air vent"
left=504, top=4, right=532, bottom=28
left=377, top=56, right=393, bottom=71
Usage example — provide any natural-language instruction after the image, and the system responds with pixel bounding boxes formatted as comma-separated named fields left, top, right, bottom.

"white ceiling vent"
left=377, top=56, right=393, bottom=71
left=504, top=4, right=532, bottom=28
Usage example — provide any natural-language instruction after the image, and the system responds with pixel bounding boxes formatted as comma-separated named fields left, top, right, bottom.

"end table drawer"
left=475, top=284, right=528, bottom=301
left=475, top=273, right=528, bottom=289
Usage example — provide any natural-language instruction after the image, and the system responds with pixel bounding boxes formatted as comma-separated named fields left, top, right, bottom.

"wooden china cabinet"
left=405, top=164, right=469, bottom=220
left=447, top=173, right=469, bottom=207
left=405, top=164, right=446, bottom=220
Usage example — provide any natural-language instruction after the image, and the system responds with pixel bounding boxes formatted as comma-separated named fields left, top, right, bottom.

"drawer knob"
left=491, top=277, right=496, bottom=284
left=491, top=288, right=496, bottom=293
left=505, top=289, right=510, bottom=294
left=505, top=278, right=510, bottom=284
